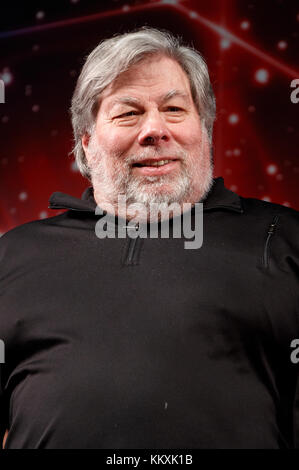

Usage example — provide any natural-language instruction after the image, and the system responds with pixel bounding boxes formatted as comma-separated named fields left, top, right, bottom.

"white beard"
left=87, top=134, right=214, bottom=215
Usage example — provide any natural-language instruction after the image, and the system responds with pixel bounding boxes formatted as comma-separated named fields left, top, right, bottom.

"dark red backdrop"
left=0, top=0, right=298, bottom=235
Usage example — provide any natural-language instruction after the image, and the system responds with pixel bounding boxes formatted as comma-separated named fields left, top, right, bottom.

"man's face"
left=82, top=54, right=213, bottom=211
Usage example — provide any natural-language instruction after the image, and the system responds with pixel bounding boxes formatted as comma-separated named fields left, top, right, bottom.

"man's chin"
left=126, top=187, right=189, bottom=207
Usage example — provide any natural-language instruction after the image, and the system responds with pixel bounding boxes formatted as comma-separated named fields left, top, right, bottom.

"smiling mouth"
left=133, top=159, right=178, bottom=167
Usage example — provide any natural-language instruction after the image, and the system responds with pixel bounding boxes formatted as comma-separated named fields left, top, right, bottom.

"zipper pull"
left=268, top=223, right=276, bottom=234
left=263, top=214, right=279, bottom=269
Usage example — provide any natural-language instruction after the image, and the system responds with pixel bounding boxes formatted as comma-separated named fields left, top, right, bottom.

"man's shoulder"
left=0, top=213, right=68, bottom=250
left=239, top=196, right=299, bottom=250
left=240, top=194, right=299, bottom=221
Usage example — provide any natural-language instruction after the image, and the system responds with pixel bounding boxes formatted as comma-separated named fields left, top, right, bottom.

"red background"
left=0, top=0, right=298, bottom=235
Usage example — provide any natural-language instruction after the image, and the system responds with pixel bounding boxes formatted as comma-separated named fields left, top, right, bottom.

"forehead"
left=100, top=54, right=194, bottom=105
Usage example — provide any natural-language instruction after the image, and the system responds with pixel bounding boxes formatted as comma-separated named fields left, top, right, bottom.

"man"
left=0, top=27, right=299, bottom=449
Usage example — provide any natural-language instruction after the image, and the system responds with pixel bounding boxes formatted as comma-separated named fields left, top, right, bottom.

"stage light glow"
left=36, top=11, right=45, bottom=20
left=71, top=161, right=79, bottom=172
left=240, top=21, right=250, bottom=30
left=0, top=68, right=13, bottom=85
left=255, top=69, right=269, bottom=84
left=228, top=114, right=239, bottom=124
left=277, top=40, right=287, bottom=50
left=25, top=85, right=32, bottom=96
left=277, top=41, right=288, bottom=51
left=266, top=164, right=278, bottom=175
left=220, top=38, right=231, bottom=49
left=19, top=192, right=28, bottom=201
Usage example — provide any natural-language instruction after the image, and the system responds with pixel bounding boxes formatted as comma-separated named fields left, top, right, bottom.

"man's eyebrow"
left=159, top=90, right=191, bottom=103
left=109, top=96, right=142, bottom=109
left=108, top=90, right=191, bottom=111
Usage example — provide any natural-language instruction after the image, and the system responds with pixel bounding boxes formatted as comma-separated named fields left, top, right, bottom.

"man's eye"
left=118, top=111, right=137, bottom=118
left=166, top=106, right=183, bottom=112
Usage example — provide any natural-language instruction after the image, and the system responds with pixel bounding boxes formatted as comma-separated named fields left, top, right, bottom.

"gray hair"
left=71, top=27, right=216, bottom=180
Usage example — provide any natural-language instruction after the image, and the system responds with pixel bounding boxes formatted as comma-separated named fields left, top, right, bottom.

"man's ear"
left=81, top=133, right=90, bottom=153
left=81, top=134, right=92, bottom=163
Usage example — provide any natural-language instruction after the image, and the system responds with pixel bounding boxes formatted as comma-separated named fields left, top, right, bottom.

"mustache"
left=87, top=142, right=187, bottom=169
left=124, top=149, right=188, bottom=166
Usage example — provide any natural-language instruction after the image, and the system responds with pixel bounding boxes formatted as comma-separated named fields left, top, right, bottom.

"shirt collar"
left=201, top=177, right=243, bottom=213
left=48, top=177, right=243, bottom=214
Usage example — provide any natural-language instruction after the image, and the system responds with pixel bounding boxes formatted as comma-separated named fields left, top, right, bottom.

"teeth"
left=143, top=159, right=172, bottom=167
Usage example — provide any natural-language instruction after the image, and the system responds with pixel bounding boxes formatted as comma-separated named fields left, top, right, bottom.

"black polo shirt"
left=0, top=178, right=298, bottom=449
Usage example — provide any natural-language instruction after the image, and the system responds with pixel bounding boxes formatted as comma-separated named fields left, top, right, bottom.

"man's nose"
left=138, top=112, right=171, bottom=146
